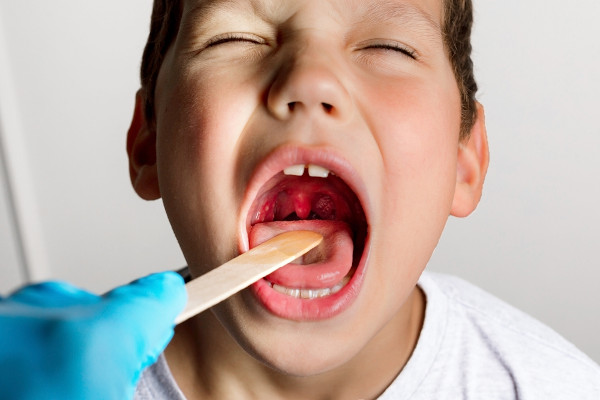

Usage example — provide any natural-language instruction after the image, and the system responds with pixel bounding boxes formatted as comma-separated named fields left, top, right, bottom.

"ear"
left=126, top=89, right=160, bottom=200
left=450, top=102, right=489, bottom=217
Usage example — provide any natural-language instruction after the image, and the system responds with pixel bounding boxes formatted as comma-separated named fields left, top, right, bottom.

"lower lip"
left=250, top=238, right=369, bottom=321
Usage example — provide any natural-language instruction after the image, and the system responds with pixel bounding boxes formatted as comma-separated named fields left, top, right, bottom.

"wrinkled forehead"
left=181, top=0, right=443, bottom=34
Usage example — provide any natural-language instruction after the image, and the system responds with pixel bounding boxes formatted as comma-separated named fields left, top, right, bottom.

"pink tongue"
left=249, top=220, right=354, bottom=289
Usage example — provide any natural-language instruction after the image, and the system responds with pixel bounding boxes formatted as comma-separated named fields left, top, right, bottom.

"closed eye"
left=205, top=33, right=265, bottom=48
left=364, top=43, right=417, bottom=60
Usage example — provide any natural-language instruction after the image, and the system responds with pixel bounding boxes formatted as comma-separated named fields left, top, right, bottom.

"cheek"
left=156, top=61, right=263, bottom=192
left=153, top=66, right=259, bottom=270
left=359, top=78, right=460, bottom=275
left=366, top=79, right=460, bottom=198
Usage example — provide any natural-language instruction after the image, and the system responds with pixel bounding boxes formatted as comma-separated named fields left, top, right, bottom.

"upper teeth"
left=283, top=164, right=305, bottom=176
left=308, top=164, right=330, bottom=178
left=283, top=164, right=330, bottom=178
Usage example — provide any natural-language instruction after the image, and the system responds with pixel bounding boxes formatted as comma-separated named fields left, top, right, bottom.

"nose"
left=267, top=45, right=353, bottom=122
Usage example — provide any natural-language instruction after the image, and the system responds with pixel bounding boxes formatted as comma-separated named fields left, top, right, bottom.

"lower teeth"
left=269, top=275, right=352, bottom=299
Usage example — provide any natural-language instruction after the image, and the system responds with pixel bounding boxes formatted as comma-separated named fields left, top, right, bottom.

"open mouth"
left=245, top=159, right=368, bottom=317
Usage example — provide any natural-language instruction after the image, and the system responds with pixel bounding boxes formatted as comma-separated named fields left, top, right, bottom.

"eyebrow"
left=184, top=0, right=264, bottom=26
left=184, top=0, right=442, bottom=40
left=357, top=1, right=442, bottom=37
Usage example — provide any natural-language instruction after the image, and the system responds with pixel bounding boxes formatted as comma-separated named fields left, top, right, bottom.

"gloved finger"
left=5, top=281, right=100, bottom=308
left=101, top=271, right=187, bottom=373
left=0, top=274, right=185, bottom=400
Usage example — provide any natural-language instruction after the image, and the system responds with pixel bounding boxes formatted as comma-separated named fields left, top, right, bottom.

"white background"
left=0, top=1, right=598, bottom=363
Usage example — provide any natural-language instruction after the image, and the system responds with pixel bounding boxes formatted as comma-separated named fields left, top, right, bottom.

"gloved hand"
left=0, top=271, right=186, bottom=400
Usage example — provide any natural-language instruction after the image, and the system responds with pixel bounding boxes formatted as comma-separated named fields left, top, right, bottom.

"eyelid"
left=356, top=39, right=419, bottom=60
left=204, top=32, right=266, bottom=48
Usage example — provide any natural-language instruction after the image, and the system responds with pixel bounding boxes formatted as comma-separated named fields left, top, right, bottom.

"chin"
left=240, top=326, right=363, bottom=377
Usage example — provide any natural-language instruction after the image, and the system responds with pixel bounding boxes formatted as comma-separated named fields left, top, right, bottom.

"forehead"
left=182, top=0, right=443, bottom=32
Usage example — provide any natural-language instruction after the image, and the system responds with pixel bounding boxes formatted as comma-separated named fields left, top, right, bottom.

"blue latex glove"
left=0, top=271, right=186, bottom=400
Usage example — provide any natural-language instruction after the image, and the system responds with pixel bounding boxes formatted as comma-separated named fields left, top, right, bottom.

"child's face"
left=135, top=0, right=477, bottom=376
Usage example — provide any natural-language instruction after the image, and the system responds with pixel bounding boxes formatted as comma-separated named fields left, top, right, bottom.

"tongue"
left=249, top=220, right=354, bottom=289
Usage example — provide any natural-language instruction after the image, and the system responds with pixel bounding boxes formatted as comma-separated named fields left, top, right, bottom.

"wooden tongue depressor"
left=175, top=230, right=323, bottom=325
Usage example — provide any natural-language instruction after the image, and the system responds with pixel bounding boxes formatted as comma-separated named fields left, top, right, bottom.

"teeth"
left=308, top=164, right=330, bottom=178
left=270, top=276, right=351, bottom=299
left=282, top=164, right=331, bottom=178
left=283, top=164, right=305, bottom=176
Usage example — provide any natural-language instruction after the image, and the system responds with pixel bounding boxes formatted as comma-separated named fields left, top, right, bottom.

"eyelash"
left=364, top=43, right=417, bottom=60
left=205, top=33, right=264, bottom=48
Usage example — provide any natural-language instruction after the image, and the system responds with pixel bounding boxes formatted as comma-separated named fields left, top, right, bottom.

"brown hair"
left=140, top=0, right=477, bottom=139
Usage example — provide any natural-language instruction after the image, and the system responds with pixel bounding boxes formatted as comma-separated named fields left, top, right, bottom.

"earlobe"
left=127, top=90, right=160, bottom=200
left=450, top=103, right=490, bottom=217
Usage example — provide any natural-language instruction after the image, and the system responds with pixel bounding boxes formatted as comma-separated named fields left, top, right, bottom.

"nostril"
left=283, top=101, right=335, bottom=115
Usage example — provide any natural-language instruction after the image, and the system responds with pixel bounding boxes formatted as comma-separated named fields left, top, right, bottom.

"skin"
left=127, top=0, right=489, bottom=398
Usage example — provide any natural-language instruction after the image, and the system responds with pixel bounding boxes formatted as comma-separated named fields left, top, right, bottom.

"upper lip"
left=237, top=144, right=370, bottom=253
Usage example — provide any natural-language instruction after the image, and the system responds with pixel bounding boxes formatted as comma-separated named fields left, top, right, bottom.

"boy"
left=1, top=0, right=599, bottom=399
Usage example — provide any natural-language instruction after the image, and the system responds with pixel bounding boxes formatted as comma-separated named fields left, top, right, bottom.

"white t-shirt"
left=135, top=272, right=600, bottom=399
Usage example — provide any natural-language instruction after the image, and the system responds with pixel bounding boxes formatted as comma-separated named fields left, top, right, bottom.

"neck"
left=165, top=287, right=424, bottom=400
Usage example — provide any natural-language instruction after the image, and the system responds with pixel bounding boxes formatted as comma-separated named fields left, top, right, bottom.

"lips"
left=239, top=146, right=370, bottom=320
